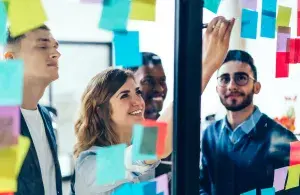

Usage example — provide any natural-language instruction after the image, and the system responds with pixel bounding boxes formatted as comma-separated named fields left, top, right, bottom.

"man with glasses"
left=200, top=50, right=299, bottom=195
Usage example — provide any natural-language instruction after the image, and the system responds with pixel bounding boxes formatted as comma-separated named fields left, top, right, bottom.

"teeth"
left=153, top=97, right=163, bottom=101
left=129, top=110, right=142, bottom=115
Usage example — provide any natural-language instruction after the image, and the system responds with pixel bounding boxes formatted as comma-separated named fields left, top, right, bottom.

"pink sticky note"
left=241, top=0, right=257, bottom=10
left=0, top=106, right=20, bottom=147
left=276, top=52, right=289, bottom=78
left=290, top=141, right=300, bottom=166
left=298, top=0, right=300, bottom=36
left=151, top=174, right=169, bottom=195
left=273, top=167, right=288, bottom=192
left=277, top=27, right=291, bottom=52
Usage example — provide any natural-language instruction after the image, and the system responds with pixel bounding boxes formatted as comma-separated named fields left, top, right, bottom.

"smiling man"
left=199, top=50, right=299, bottom=195
left=4, top=25, right=62, bottom=195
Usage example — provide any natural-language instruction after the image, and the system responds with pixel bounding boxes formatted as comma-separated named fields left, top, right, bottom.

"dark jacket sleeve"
left=199, top=129, right=211, bottom=195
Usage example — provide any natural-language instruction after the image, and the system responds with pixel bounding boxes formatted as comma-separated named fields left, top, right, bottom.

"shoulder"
left=202, top=119, right=224, bottom=139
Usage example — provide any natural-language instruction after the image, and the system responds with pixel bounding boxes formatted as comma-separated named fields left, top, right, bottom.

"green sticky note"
left=277, top=6, right=292, bottom=27
left=7, top=0, right=47, bottom=37
left=204, top=0, right=221, bottom=14
left=140, top=126, right=158, bottom=155
left=285, top=164, right=300, bottom=190
left=96, top=144, right=126, bottom=185
left=129, top=0, right=156, bottom=21
left=0, top=60, right=24, bottom=106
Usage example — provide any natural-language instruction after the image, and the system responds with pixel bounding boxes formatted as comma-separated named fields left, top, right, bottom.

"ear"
left=253, top=82, right=261, bottom=94
left=4, top=52, right=14, bottom=60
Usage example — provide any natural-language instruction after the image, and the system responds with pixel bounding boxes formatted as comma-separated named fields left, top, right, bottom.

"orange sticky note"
left=129, top=0, right=156, bottom=21
left=142, top=120, right=167, bottom=157
left=290, top=141, right=300, bottom=166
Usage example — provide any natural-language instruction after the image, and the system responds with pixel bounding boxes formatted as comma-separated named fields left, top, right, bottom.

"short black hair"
left=127, top=52, right=162, bottom=72
left=222, top=50, right=257, bottom=80
left=6, top=24, right=50, bottom=45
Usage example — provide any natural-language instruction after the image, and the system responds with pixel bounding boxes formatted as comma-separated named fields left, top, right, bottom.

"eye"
left=136, top=89, right=143, bottom=96
left=237, top=75, right=248, bottom=81
left=39, top=46, right=48, bottom=49
left=142, top=78, right=154, bottom=85
left=120, top=94, right=129, bottom=99
left=220, top=76, right=230, bottom=83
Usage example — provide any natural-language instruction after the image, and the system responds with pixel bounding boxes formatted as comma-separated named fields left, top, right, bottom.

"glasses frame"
left=217, top=72, right=256, bottom=87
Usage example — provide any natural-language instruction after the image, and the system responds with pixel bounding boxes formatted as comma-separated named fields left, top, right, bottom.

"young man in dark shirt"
left=200, top=50, right=299, bottom=195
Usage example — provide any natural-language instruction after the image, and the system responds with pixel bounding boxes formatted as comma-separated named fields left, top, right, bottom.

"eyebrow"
left=116, top=87, right=140, bottom=98
left=37, top=38, right=59, bottom=47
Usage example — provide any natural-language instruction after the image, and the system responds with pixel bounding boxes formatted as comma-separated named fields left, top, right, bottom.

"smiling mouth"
left=128, top=109, right=143, bottom=116
left=47, top=63, right=58, bottom=68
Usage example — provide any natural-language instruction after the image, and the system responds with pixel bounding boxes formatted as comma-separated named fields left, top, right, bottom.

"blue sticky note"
left=99, top=0, right=130, bottom=31
left=112, top=183, right=133, bottom=194
left=241, top=189, right=256, bottom=195
left=204, top=0, right=221, bottom=14
left=132, top=124, right=157, bottom=161
left=241, top=9, right=258, bottom=39
left=157, top=193, right=164, bottom=195
left=0, top=1, right=7, bottom=45
left=261, top=0, right=277, bottom=38
left=96, top=144, right=126, bottom=185
left=113, top=31, right=142, bottom=68
left=143, top=181, right=157, bottom=195
left=261, top=187, right=275, bottom=195
left=0, top=60, right=24, bottom=106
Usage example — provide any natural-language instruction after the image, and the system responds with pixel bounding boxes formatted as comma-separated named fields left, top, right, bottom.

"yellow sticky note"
left=7, top=0, right=47, bottom=37
left=0, top=136, right=30, bottom=193
left=129, top=0, right=156, bottom=21
left=285, top=164, right=300, bottom=190
left=277, top=6, right=292, bottom=27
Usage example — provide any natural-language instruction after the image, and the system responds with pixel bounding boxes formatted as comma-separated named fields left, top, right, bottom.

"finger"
left=223, top=18, right=235, bottom=41
left=206, top=16, right=223, bottom=34
left=211, top=19, right=223, bottom=36
left=218, top=20, right=230, bottom=39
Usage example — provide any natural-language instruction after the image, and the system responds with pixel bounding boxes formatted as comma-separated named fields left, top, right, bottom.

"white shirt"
left=21, top=108, right=57, bottom=195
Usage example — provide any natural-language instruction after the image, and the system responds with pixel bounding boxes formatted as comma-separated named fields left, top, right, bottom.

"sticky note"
left=261, top=187, right=275, bottom=195
left=140, top=126, right=158, bottom=155
left=99, top=0, right=130, bottom=31
left=112, top=183, right=133, bottom=194
left=290, top=141, right=300, bottom=166
left=204, top=0, right=221, bottom=14
left=151, top=174, right=169, bottom=195
left=7, top=0, right=47, bottom=37
left=277, top=27, right=291, bottom=52
left=241, top=0, right=257, bottom=10
left=273, top=166, right=288, bottom=192
left=96, top=144, right=126, bottom=185
left=277, top=6, right=292, bottom=27
left=261, top=0, right=277, bottom=38
left=132, top=124, right=157, bottom=161
left=143, top=181, right=157, bottom=195
left=0, top=193, right=14, bottom=195
left=130, top=0, right=156, bottom=21
left=285, top=164, right=300, bottom=190
left=295, top=39, right=300, bottom=63
left=298, top=0, right=300, bottom=36
left=113, top=31, right=142, bottom=68
left=0, top=1, right=7, bottom=45
left=0, top=136, right=30, bottom=193
left=0, top=60, right=24, bottom=106
left=0, top=106, right=20, bottom=148
left=241, top=189, right=256, bottom=195
left=142, top=120, right=167, bottom=157
left=276, top=52, right=289, bottom=78
left=241, top=9, right=258, bottom=39
left=288, top=39, right=297, bottom=64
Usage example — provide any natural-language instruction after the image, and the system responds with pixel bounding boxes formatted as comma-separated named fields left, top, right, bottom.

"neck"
left=226, top=104, right=255, bottom=130
left=22, top=78, right=48, bottom=110
left=115, top=126, right=132, bottom=145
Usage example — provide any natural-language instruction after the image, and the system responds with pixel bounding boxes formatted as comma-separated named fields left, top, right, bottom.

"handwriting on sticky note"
left=290, top=141, right=300, bottom=166
left=261, top=187, right=275, bottom=195
left=285, top=164, right=300, bottom=190
left=241, top=9, right=258, bottom=39
left=241, top=0, right=257, bottom=10
left=0, top=136, right=30, bottom=193
left=96, top=144, right=126, bottom=185
left=151, top=174, right=169, bottom=195
left=132, top=124, right=157, bottom=161
left=99, top=0, right=130, bottom=31
left=130, top=0, right=156, bottom=21
left=276, top=52, right=289, bottom=78
left=113, top=31, right=142, bottom=68
left=0, top=1, right=7, bottom=45
left=273, top=166, right=288, bottom=192
left=204, top=0, right=221, bottom=14
left=0, top=60, right=24, bottom=106
left=277, top=27, right=291, bottom=52
left=241, top=189, right=256, bottom=195
left=7, top=0, right=47, bottom=37
left=277, top=6, right=292, bottom=27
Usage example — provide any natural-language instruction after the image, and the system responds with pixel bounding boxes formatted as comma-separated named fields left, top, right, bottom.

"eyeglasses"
left=217, top=72, right=256, bottom=87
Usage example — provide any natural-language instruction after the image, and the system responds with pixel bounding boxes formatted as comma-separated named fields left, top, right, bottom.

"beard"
left=220, top=90, right=254, bottom=112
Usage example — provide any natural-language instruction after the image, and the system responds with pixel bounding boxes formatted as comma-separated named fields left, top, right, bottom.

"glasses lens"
left=218, top=75, right=230, bottom=87
left=234, top=73, right=249, bottom=86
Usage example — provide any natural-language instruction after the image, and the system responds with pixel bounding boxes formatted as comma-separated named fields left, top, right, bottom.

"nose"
left=153, top=82, right=164, bottom=94
left=50, top=49, right=61, bottom=59
left=227, top=77, right=238, bottom=91
left=132, top=94, right=144, bottom=107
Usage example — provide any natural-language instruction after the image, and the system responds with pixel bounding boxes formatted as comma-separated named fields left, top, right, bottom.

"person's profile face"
left=216, top=61, right=260, bottom=112
left=18, top=29, right=61, bottom=83
left=134, top=64, right=167, bottom=120
left=109, top=78, right=145, bottom=131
